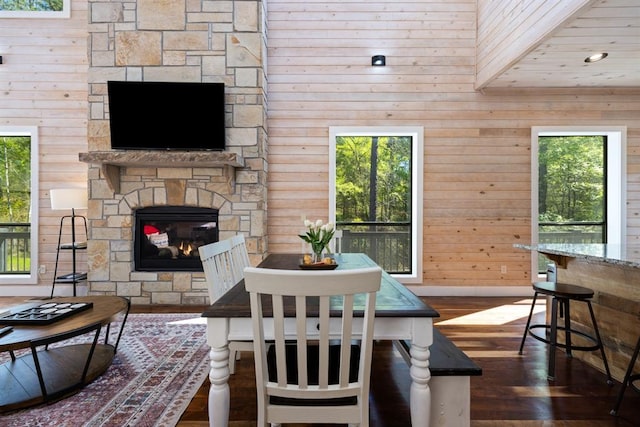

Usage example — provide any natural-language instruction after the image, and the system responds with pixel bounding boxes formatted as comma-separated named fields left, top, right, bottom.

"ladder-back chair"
left=199, top=238, right=251, bottom=373
left=244, top=266, right=381, bottom=427
left=198, top=238, right=236, bottom=303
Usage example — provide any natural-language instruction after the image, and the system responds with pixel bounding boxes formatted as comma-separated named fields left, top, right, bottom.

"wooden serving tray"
left=298, top=263, right=339, bottom=270
left=0, top=301, right=93, bottom=325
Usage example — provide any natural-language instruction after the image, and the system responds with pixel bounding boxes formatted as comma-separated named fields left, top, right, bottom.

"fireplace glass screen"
left=134, top=206, right=219, bottom=271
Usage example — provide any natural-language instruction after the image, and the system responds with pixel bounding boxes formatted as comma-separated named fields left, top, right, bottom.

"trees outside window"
left=0, top=135, right=32, bottom=224
left=531, top=127, right=625, bottom=276
left=335, top=135, right=411, bottom=225
left=538, top=135, right=605, bottom=272
left=1, top=0, right=64, bottom=12
left=0, top=127, right=39, bottom=283
left=330, top=127, right=423, bottom=283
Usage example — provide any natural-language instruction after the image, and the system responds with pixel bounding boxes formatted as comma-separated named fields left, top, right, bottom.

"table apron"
left=207, top=317, right=433, bottom=346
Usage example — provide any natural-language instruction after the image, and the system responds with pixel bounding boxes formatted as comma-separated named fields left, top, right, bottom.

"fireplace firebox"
left=134, top=206, right=219, bottom=271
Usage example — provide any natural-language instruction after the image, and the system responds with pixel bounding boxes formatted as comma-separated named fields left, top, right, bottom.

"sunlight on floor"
left=436, top=298, right=545, bottom=326
left=510, top=385, right=580, bottom=397
left=168, top=317, right=207, bottom=325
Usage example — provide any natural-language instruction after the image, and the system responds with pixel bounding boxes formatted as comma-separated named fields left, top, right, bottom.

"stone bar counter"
left=516, top=243, right=640, bottom=381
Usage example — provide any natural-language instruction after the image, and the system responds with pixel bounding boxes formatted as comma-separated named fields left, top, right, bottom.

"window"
left=0, top=127, right=39, bottom=284
left=330, top=127, right=423, bottom=283
left=531, top=126, right=626, bottom=275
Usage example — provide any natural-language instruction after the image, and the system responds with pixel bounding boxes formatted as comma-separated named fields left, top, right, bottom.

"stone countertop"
left=514, top=243, right=640, bottom=268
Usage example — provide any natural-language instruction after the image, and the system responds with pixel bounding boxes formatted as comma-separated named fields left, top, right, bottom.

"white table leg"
left=208, top=345, right=230, bottom=427
left=207, top=318, right=231, bottom=427
left=410, top=318, right=433, bottom=427
left=410, top=343, right=432, bottom=426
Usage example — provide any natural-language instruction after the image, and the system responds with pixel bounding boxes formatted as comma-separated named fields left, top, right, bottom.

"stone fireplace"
left=80, top=151, right=266, bottom=305
left=83, top=1, right=268, bottom=305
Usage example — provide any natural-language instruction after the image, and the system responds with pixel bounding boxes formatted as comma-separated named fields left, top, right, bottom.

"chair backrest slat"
left=340, top=294, right=354, bottom=386
left=332, top=229, right=343, bottom=253
left=318, top=295, right=330, bottom=388
left=230, top=234, right=251, bottom=280
left=295, top=295, right=309, bottom=388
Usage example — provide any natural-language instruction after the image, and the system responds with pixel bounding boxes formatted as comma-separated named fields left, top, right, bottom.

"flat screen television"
left=107, top=81, right=225, bottom=151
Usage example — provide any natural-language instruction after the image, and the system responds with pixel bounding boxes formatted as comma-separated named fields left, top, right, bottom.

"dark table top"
left=202, top=253, right=439, bottom=319
left=0, top=296, right=129, bottom=351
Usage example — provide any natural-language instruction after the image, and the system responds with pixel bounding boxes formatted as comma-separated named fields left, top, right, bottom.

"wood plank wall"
left=1, top=0, right=639, bottom=294
left=264, top=0, right=640, bottom=290
left=0, top=1, right=88, bottom=289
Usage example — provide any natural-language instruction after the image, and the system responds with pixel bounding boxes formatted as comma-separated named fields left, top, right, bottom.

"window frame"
left=531, top=126, right=626, bottom=276
left=329, top=126, right=424, bottom=284
left=0, top=126, right=40, bottom=285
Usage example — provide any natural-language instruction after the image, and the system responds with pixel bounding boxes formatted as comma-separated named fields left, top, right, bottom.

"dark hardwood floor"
left=3, top=296, right=638, bottom=425
left=174, top=296, right=640, bottom=426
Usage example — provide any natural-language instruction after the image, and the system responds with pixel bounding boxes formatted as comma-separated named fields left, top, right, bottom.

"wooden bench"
left=393, top=328, right=482, bottom=427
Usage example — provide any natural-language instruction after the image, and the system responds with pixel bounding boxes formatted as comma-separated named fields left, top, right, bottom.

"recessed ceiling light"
left=585, top=52, right=608, bottom=63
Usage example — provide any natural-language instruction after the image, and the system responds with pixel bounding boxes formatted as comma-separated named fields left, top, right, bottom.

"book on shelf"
left=59, top=241, right=87, bottom=249
left=55, top=272, right=87, bottom=282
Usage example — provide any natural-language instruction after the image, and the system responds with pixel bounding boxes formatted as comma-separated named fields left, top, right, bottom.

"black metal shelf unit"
left=51, top=214, right=87, bottom=297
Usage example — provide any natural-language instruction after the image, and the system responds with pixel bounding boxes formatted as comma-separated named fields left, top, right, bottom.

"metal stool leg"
left=611, top=335, right=640, bottom=416
left=519, top=291, right=539, bottom=354
left=586, top=300, right=613, bottom=384
left=548, top=297, right=559, bottom=381
left=563, top=299, right=573, bottom=358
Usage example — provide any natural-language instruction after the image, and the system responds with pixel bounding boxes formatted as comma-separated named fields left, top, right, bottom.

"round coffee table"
left=0, top=295, right=130, bottom=412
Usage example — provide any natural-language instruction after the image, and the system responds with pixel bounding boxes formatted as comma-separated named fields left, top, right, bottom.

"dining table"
left=201, top=252, right=440, bottom=427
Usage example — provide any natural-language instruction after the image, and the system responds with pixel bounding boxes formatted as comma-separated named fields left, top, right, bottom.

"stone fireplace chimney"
left=83, top=0, right=268, bottom=305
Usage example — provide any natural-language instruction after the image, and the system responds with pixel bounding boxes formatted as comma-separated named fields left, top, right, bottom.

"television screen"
left=107, top=81, right=225, bottom=151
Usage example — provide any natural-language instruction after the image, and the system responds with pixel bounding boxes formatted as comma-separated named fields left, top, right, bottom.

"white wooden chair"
left=199, top=237, right=251, bottom=373
left=244, top=266, right=381, bottom=427
left=198, top=238, right=236, bottom=303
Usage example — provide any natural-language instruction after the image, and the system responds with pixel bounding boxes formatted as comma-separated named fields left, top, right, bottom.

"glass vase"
left=312, top=249, right=325, bottom=263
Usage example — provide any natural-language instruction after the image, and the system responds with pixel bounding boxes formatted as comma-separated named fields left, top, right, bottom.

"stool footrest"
left=527, top=324, right=602, bottom=352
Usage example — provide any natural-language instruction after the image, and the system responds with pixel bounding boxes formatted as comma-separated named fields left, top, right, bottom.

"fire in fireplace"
left=134, top=206, right=219, bottom=271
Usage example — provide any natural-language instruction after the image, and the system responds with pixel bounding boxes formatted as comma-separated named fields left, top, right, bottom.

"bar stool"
left=519, top=281, right=612, bottom=383
left=610, top=332, right=640, bottom=416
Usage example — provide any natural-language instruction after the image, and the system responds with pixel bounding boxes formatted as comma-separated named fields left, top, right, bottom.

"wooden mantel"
left=79, top=151, right=245, bottom=193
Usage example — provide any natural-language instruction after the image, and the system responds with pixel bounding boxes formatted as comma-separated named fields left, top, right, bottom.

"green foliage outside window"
left=0, top=136, right=31, bottom=223
left=0, top=0, right=64, bottom=12
left=0, top=135, right=31, bottom=273
left=537, top=135, right=605, bottom=273
left=335, top=135, right=413, bottom=273
left=335, top=136, right=411, bottom=223
left=538, top=135, right=605, bottom=224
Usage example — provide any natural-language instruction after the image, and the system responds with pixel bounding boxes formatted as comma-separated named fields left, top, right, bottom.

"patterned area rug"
left=1, top=313, right=209, bottom=426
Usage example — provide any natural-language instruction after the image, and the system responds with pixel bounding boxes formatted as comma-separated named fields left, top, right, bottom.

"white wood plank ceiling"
left=484, top=0, right=639, bottom=88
